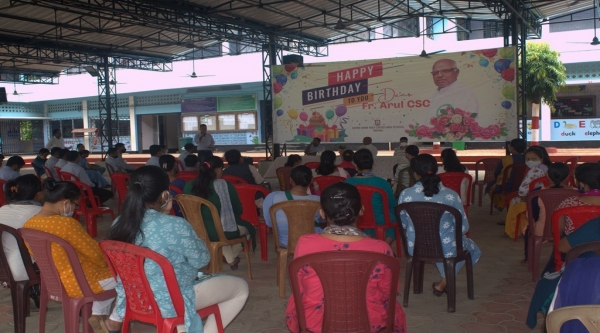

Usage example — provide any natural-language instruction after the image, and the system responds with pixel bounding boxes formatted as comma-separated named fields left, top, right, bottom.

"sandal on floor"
left=228, top=257, right=241, bottom=271
left=432, top=282, right=446, bottom=297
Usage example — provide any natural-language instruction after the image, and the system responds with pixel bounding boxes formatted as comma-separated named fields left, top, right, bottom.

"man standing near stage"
left=194, top=124, right=215, bottom=163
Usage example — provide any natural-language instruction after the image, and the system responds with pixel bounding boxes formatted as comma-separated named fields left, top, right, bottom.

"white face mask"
left=62, top=200, right=74, bottom=217
left=399, top=142, right=408, bottom=147
left=525, top=160, right=541, bottom=169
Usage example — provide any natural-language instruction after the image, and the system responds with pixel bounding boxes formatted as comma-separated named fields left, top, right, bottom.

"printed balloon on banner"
left=325, top=109, right=335, bottom=120
left=502, top=86, right=515, bottom=100
left=273, top=82, right=283, bottom=94
left=335, top=105, right=347, bottom=117
left=273, top=66, right=284, bottom=75
left=299, top=111, right=308, bottom=122
left=274, top=96, right=283, bottom=109
left=276, top=74, right=288, bottom=86
left=276, top=109, right=284, bottom=117
left=288, top=109, right=298, bottom=120
left=479, top=58, right=489, bottom=67
left=501, top=68, right=515, bottom=82
left=481, top=49, right=498, bottom=58
left=291, top=71, right=298, bottom=79
left=494, top=59, right=511, bottom=73
left=501, top=101, right=512, bottom=109
left=500, top=48, right=515, bottom=60
left=284, top=64, right=297, bottom=73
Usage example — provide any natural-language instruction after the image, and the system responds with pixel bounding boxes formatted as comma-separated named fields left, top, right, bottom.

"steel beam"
left=97, top=56, right=119, bottom=154
left=262, top=38, right=282, bottom=159
left=0, top=71, right=58, bottom=84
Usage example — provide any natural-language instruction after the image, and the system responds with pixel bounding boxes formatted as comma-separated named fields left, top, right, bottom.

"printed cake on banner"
left=272, top=47, right=518, bottom=143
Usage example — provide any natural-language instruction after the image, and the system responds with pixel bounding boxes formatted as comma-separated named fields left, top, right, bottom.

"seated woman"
left=346, top=149, right=398, bottom=246
left=284, top=154, right=302, bottom=168
left=222, top=149, right=263, bottom=185
left=439, top=148, right=469, bottom=205
left=286, top=182, right=407, bottom=333
left=487, top=138, right=526, bottom=210
left=313, top=150, right=349, bottom=178
left=184, top=156, right=256, bottom=270
left=556, top=163, right=600, bottom=236
left=392, top=145, right=419, bottom=196
left=108, top=166, right=249, bottom=333
left=398, top=154, right=482, bottom=295
left=23, top=180, right=117, bottom=331
left=526, top=215, right=600, bottom=329
left=263, top=165, right=322, bottom=247
left=160, top=154, right=186, bottom=192
left=0, top=175, right=44, bottom=282
left=336, top=149, right=355, bottom=175
left=503, top=146, right=551, bottom=236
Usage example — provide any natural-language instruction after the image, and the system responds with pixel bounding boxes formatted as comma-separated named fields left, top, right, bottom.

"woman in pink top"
left=286, top=182, right=406, bottom=333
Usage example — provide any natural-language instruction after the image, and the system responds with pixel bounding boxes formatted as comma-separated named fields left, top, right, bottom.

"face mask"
left=525, top=160, right=541, bottom=169
left=62, top=200, right=74, bottom=217
left=399, top=142, right=408, bottom=147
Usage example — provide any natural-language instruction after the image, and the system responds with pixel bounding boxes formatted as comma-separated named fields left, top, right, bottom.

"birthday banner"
left=272, top=47, right=517, bottom=143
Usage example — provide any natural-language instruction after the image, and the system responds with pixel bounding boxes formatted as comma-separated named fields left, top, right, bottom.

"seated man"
left=44, top=147, right=62, bottom=179
left=304, top=137, right=324, bottom=156
left=184, top=154, right=200, bottom=172
left=55, top=148, right=70, bottom=169
left=114, top=143, right=136, bottom=173
left=178, top=143, right=195, bottom=166
left=487, top=138, right=526, bottom=210
left=0, top=156, right=24, bottom=182
left=32, top=148, right=50, bottom=177
left=357, top=136, right=378, bottom=157
left=61, top=151, right=113, bottom=204
left=146, top=144, right=162, bottom=167
left=79, top=150, right=106, bottom=175
left=77, top=150, right=109, bottom=188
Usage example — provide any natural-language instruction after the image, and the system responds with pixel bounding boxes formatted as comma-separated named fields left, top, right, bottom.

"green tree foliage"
left=525, top=42, right=567, bottom=107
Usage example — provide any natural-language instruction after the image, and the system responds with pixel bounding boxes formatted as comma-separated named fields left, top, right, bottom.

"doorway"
left=138, top=114, right=181, bottom=152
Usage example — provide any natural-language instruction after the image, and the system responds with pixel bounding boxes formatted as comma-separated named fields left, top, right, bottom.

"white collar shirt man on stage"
left=429, top=59, right=479, bottom=115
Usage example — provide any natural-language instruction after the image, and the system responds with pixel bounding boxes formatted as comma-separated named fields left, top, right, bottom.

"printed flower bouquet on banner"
left=406, top=104, right=508, bottom=141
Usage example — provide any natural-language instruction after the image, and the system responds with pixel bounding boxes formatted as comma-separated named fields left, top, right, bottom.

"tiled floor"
left=0, top=179, right=549, bottom=332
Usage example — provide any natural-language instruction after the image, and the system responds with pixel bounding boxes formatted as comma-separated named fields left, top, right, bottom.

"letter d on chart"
left=553, top=121, right=560, bottom=128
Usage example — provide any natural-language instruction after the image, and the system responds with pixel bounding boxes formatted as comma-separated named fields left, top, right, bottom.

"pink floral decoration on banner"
left=406, top=104, right=507, bottom=141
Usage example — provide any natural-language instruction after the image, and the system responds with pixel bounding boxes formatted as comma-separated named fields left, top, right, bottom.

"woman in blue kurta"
left=107, top=166, right=248, bottom=333
left=345, top=148, right=398, bottom=245
left=398, top=154, right=482, bottom=295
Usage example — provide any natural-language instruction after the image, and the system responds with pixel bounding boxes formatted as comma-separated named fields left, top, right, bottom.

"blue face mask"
left=61, top=200, right=74, bottom=217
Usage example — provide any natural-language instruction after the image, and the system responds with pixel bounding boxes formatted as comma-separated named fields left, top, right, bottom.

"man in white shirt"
left=146, top=145, right=162, bottom=167
left=45, top=129, right=71, bottom=149
left=45, top=147, right=62, bottom=179
left=178, top=143, right=195, bottom=165
left=304, top=137, right=325, bottom=156
left=357, top=137, right=378, bottom=157
left=429, top=59, right=479, bottom=114
left=55, top=149, right=69, bottom=169
left=62, top=151, right=113, bottom=204
left=193, top=124, right=215, bottom=163
left=0, top=156, right=24, bottom=182
left=105, top=148, right=124, bottom=174
left=114, top=143, right=136, bottom=173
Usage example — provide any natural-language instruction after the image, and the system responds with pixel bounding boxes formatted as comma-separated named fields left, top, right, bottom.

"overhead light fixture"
left=84, top=65, right=99, bottom=77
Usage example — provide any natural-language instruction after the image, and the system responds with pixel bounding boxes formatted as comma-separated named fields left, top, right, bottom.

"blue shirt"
left=262, top=191, right=321, bottom=247
left=113, top=210, right=210, bottom=333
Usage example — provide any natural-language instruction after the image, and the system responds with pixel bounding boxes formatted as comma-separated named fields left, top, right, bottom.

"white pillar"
left=129, top=96, right=137, bottom=151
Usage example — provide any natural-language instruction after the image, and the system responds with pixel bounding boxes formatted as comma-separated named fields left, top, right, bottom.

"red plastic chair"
left=439, top=172, right=473, bottom=217
left=0, top=179, right=6, bottom=207
left=60, top=171, right=81, bottom=182
left=105, top=163, right=116, bottom=175
left=71, top=180, right=115, bottom=238
left=43, top=166, right=55, bottom=179
left=564, top=156, right=579, bottom=177
left=526, top=188, right=579, bottom=281
left=175, top=159, right=185, bottom=173
left=288, top=251, right=399, bottom=333
left=235, top=184, right=270, bottom=261
left=276, top=166, right=293, bottom=191
left=0, top=225, right=41, bottom=333
left=355, top=185, right=402, bottom=258
left=176, top=171, right=198, bottom=182
left=310, top=175, right=345, bottom=196
left=304, top=161, right=320, bottom=170
left=54, top=167, right=63, bottom=181
left=221, top=174, right=247, bottom=185
left=99, top=240, right=224, bottom=333
left=552, top=206, right=600, bottom=271
left=471, top=158, right=500, bottom=207
left=110, top=173, right=130, bottom=213
left=19, top=228, right=116, bottom=333
left=489, top=163, right=527, bottom=215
